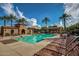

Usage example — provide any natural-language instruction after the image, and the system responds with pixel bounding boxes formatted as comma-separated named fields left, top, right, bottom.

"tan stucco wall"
left=19, top=25, right=27, bottom=34
left=4, top=28, right=18, bottom=36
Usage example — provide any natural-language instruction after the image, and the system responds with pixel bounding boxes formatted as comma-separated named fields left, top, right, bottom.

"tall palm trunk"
left=45, top=22, right=48, bottom=28
left=11, top=19, right=13, bottom=27
left=45, top=21, right=48, bottom=33
left=64, top=19, right=66, bottom=32
left=11, top=19, right=14, bottom=37
left=4, top=20, right=6, bottom=26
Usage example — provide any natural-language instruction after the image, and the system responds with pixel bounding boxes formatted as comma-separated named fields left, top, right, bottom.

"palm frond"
left=16, top=18, right=27, bottom=24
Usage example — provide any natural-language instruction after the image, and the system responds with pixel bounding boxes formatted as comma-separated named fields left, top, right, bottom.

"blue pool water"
left=16, top=34, right=55, bottom=44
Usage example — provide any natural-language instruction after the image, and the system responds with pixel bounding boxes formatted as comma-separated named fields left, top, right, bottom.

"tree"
left=16, top=18, right=27, bottom=25
left=59, top=13, right=71, bottom=33
left=67, top=22, right=79, bottom=33
left=9, top=14, right=16, bottom=27
left=42, top=17, right=50, bottom=28
left=0, top=16, right=10, bottom=26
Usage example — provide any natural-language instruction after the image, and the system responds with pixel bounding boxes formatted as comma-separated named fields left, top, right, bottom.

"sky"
left=0, top=3, right=79, bottom=27
left=14, top=3, right=64, bottom=26
left=0, top=3, right=64, bottom=27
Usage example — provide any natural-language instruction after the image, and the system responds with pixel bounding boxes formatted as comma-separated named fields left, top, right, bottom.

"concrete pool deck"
left=0, top=39, right=51, bottom=56
left=0, top=34, right=60, bottom=56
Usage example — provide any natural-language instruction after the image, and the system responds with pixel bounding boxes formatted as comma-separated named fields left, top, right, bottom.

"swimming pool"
left=16, top=34, right=55, bottom=44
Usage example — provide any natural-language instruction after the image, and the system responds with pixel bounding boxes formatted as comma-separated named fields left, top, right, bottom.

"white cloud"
left=16, top=6, right=40, bottom=27
left=16, top=7, right=26, bottom=19
left=64, top=3, right=79, bottom=26
left=0, top=3, right=17, bottom=16
left=0, top=3, right=41, bottom=27
left=30, top=18, right=37, bottom=26
left=26, top=18, right=41, bottom=27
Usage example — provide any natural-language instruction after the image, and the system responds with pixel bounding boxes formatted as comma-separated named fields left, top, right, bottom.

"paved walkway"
left=0, top=40, right=50, bottom=56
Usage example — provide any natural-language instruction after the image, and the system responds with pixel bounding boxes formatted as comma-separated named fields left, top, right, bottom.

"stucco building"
left=41, top=26, right=63, bottom=34
left=0, top=24, right=27, bottom=36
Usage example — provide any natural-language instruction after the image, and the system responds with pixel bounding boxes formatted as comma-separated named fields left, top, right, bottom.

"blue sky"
left=0, top=3, right=64, bottom=27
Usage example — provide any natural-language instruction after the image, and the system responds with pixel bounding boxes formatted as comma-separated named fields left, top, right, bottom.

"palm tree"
left=0, top=16, right=10, bottom=26
left=59, top=13, right=71, bottom=32
left=0, top=16, right=11, bottom=36
left=9, top=14, right=17, bottom=36
left=9, top=14, right=16, bottom=27
left=16, top=18, right=27, bottom=25
left=42, top=17, right=50, bottom=28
